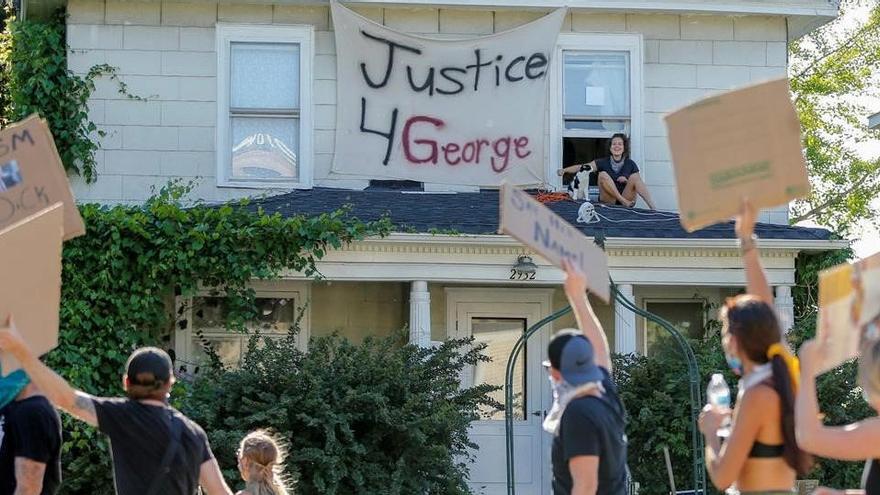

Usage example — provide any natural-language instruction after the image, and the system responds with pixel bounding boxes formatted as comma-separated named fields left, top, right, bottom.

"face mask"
left=725, top=353, right=743, bottom=376
left=0, top=369, right=29, bottom=409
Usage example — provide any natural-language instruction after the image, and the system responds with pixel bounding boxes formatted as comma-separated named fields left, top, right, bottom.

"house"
left=870, top=111, right=880, bottom=130
left=19, top=0, right=845, bottom=491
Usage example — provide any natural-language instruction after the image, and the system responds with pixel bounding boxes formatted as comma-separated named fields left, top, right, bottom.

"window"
left=643, top=301, right=704, bottom=356
left=471, top=317, right=527, bottom=421
left=549, top=33, right=642, bottom=188
left=174, top=284, right=310, bottom=373
left=217, top=24, right=314, bottom=189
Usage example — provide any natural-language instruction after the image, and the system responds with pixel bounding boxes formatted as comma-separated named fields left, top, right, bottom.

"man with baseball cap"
left=546, top=261, right=628, bottom=495
left=0, top=317, right=233, bottom=495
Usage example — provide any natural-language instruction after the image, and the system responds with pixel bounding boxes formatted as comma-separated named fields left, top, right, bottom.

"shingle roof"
left=244, top=188, right=832, bottom=241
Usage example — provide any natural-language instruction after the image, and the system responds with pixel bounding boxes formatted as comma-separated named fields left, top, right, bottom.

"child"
left=237, top=430, right=291, bottom=495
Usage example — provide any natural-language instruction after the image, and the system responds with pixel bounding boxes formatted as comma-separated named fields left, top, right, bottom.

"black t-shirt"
left=92, top=398, right=214, bottom=495
left=593, top=158, right=639, bottom=193
left=863, top=459, right=880, bottom=495
left=0, top=395, right=62, bottom=495
left=551, top=368, right=628, bottom=495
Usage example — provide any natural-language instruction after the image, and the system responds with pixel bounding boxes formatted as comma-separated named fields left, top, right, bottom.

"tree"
left=789, top=0, right=880, bottom=237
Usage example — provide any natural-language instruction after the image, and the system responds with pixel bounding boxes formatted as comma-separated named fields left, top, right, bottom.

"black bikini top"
left=750, top=440, right=784, bottom=458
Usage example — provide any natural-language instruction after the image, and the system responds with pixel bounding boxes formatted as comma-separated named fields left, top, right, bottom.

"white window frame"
left=216, top=23, right=314, bottom=189
left=174, top=281, right=312, bottom=372
left=548, top=33, right=643, bottom=190
left=641, top=298, right=704, bottom=355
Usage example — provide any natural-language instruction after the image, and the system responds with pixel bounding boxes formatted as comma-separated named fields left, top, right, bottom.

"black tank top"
left=863, top=459, right=880, bottom=495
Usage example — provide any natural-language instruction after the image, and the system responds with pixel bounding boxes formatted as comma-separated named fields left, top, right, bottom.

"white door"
left=447, top=289, right=554, bottom=495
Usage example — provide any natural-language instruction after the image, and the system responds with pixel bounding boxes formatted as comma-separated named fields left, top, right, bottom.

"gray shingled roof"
left=245, top=188, right=832, bottom=241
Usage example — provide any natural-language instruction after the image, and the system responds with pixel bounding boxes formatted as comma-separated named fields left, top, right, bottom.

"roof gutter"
left=369, top=232, right=848, bottom=252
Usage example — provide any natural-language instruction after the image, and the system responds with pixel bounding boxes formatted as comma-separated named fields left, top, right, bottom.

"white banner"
left=331, top=2, right=566, bottom=186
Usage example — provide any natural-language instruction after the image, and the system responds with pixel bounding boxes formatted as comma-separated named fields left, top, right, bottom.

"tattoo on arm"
left=14, top=457, right=46, bottom=495
left=70, top=391, right=98, bottom=427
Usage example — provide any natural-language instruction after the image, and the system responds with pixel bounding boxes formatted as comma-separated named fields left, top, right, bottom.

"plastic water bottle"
left=706, top=373, right=732, bottom=438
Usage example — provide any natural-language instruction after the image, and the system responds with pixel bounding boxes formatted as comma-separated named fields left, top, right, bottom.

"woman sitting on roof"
left=557, top=133, right=656, bottom=210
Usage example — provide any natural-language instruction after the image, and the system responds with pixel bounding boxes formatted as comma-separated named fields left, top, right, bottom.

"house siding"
left=66, top=0, right=789, bottom=223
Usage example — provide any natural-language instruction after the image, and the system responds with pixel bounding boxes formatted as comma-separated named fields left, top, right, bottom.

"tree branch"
left=791, top=170, right=875, bottom=223
left=792, top=20, right=876, bottom=82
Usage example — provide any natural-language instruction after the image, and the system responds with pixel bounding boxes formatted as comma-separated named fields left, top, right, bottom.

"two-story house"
left=17, top=0, right=845, bottom=491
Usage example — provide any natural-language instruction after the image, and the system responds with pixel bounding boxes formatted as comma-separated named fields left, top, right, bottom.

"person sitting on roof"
left=557, top=133, right=656, bottom=210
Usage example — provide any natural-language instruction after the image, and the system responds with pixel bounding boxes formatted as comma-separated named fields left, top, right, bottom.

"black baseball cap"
left=125, top=347, right=173, bottom=388
left=544, top=329, right=603, bottom=386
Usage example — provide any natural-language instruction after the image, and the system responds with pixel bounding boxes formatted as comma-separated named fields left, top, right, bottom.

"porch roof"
left=245, top=187, right=833, bottom=242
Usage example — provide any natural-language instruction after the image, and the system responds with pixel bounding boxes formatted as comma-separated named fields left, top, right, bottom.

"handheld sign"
left=0, top=203, right=64, bottom=376
left=499, top=182, right=610, bottom=302
left=0, top=115, right=86, bottom=240
left=664, top=78, right=810, bottom=232
left=816, top=251, right=880, bottom=372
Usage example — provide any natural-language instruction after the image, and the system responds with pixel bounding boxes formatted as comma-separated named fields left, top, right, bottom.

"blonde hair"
left=239, top=430, right=290, bottom=495
left=860, top=339, right=880, bottom=403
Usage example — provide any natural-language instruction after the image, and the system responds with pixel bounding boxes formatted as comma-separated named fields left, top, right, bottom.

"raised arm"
left=796, top=339, right=880, bottom=460
left=736, top=199, right=773, bottom=305
left=557, top=161, right=596, bottom=176
left=561, top=259, right=611, bottom=372
left=0, top=316, right=98, bottom=427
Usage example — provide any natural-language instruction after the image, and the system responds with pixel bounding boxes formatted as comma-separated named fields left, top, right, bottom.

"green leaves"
left=185, top=331, right=492, bottom=494
left=47, top=184, right=390, bottom=494
left=789, top=0, right=880, bottom=236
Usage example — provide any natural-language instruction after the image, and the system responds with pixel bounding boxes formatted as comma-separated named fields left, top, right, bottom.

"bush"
left=183, top=327, right=498, bottom=494
left=613, top=331, right=730, bottom=495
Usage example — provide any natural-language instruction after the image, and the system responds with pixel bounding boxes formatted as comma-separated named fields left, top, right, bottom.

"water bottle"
left=706, top=373, right=732, bottom=438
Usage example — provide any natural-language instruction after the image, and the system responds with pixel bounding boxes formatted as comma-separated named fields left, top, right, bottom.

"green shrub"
left=50, top=185, right=391, bottom=494
left=183, top=327, right=498, bottom=495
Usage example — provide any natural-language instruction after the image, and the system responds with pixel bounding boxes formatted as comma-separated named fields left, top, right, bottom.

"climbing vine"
left=53, top=184, right=391, bottom=492
left=0, top=6, right=135, bottom=182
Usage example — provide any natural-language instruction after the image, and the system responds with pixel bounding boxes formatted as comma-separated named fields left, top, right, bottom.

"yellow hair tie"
left=767, top=342, right=800, bottom=390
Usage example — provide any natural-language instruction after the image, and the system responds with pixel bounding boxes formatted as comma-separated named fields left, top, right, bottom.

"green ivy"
left=53, top=185, right=391, bottom=493
left=0, top=7, right=121, bottom=182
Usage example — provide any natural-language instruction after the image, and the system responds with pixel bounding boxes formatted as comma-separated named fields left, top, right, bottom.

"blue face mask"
left=0, top=369, right=29, bottom=409
left=725, top=353, right=743, bottom=376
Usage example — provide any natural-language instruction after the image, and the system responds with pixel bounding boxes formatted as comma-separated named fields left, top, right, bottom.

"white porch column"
left=614, top=284, right=637, bottom=354
left=775, top=285, right=795, bottom=332
left=409, top=281, right=431, bottom=347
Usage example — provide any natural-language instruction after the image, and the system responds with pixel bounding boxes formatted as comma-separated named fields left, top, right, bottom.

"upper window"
left=563, top=51, right=631, bottom=134
left=549, top=33, right=642, bottom=187
left=217, top=24, right=314, bottom=189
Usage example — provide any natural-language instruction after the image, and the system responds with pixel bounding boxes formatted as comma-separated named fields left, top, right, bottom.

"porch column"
left=409, top=281, right=431, bottom=347
left=614, top=284, right=637, bottom=354
left=775, top=285, right=795, bottom=332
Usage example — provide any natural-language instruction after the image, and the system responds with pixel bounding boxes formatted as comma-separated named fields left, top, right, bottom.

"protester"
left=546, top=259, right=628, bottom=495
left=0, top=317, right=233, bottom=495
left=796, top=338, right=880, bottom=495
left=698, top=199, right=812, bottom=492
left=237, top=430, right=290, bottom=495
left=557, top=133, right=656, bottom=210
left=0, top=373, right=61, bottom=495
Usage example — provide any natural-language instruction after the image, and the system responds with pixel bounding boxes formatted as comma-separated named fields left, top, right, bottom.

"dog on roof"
left=566, top=167, right=591, bottom=200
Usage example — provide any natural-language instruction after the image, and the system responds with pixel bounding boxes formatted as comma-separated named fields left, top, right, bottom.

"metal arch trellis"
left=502, top=281, right=707, bottom=495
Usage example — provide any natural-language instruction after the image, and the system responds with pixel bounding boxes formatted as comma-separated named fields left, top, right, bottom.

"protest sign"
left=499, top=182, right=610, bottom=302
left=331, top=1, right=566, bottom=186
left=0, top=115, right=85, bottom=240
left=664, top=78, right=810, bottom=232
left=0, top=203, right=64, bottom=375
left=816, top=251, right=880, bottom=371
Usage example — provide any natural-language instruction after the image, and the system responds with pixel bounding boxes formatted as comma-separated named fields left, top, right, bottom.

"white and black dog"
left=566, top=167, right=592, bottom=200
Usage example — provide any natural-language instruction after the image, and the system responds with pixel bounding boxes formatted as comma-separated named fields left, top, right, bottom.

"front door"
left=446, top=288, right=554, bottom=495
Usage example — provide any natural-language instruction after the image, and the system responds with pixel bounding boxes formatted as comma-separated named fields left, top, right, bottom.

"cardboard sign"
left=664, top=78, right=810, bottom=232
left=499, top=182, right=610, bottom=302
left=0, top=203, right=64, bottom=375
left=816, top=251, right=880, bottom=372
left=0, top=115, right=85, bottom=240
